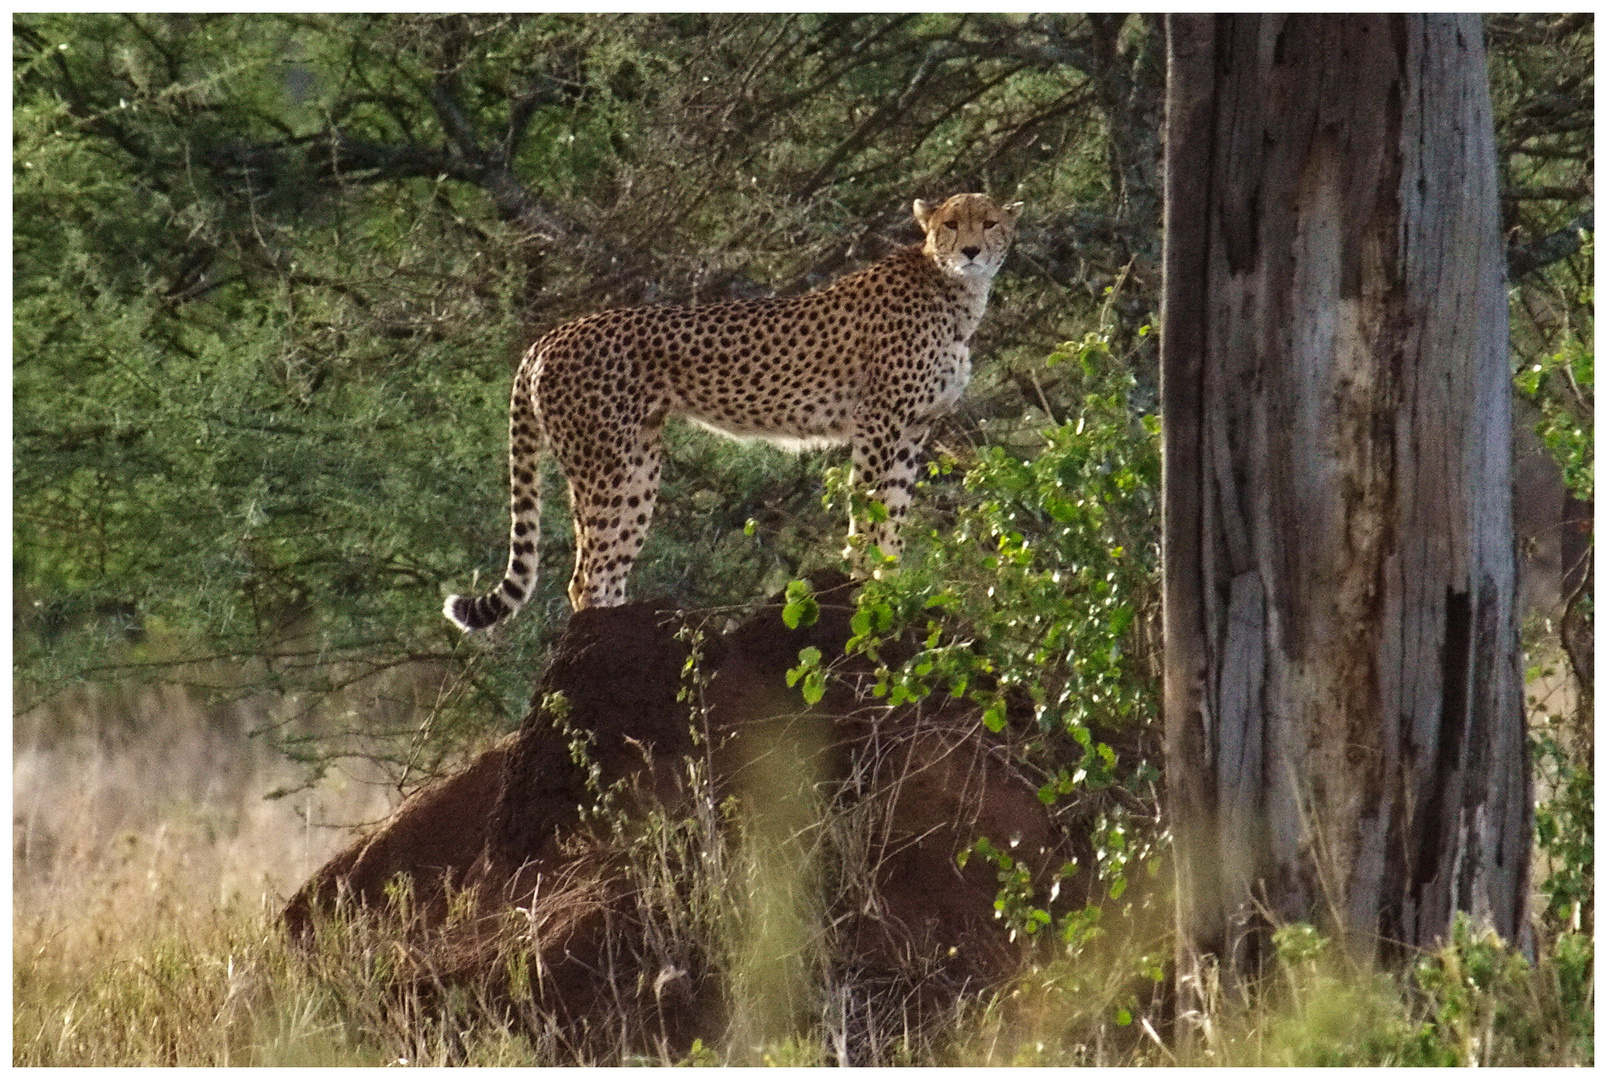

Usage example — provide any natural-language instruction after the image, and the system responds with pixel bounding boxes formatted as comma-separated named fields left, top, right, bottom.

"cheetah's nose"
left=962, top=246, right=981, bottom=259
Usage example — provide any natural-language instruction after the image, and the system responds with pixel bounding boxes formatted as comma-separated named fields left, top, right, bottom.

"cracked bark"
left=1161, top=14, right=1529, bottom=1015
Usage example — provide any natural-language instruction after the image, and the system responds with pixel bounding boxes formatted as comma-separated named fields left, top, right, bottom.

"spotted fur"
left=444, top=193, right=1021, bottom=630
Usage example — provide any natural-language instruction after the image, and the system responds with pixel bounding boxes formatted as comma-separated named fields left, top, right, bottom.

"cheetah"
left=444, top=193, right=1021, bottom=630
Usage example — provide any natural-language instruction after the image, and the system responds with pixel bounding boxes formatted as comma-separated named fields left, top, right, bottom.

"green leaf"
left=785, top=645, right=821, bottom=691
left=782, top=579, right=819, bottom=630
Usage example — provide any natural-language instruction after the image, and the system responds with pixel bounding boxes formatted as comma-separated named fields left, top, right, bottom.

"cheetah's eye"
left=983, top=220, right=998, bottom=229
left=943, top=220, right=959, bottom=231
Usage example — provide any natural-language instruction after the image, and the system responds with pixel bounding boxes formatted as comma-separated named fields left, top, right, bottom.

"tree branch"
left=1503, top=185, right=1591, bottom=203
left=326, top=132, right=458, bottom=182
left=795, top=44, right=947, bottom=200
left=429, top=77, right=484, bottom=161
left=1508, top=209, right=1594, bottom=279
left=502, top=75, right=572, bottom=163
left=426, top=70, right=576, bottom=249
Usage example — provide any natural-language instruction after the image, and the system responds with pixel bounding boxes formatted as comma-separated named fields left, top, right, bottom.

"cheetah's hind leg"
left=563, top=425, right=662, bottom=610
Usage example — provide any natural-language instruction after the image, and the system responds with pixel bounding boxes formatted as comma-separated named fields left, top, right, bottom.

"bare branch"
left=423, top=60, right=580, bottom=254
left=795, top=44, right=947, bottom=200
left=1503, top=185, right=1591, bottom=203
left=1508, top=209, right=1594, bottom=279
left=429, top=78, right=484, bottom=161
left=502, top=76, right=570, bottom=163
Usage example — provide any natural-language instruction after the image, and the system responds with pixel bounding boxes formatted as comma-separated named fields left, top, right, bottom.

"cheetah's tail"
left=444, top=368, right=545, bottom=633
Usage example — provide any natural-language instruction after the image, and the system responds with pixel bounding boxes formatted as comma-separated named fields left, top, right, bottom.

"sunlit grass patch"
left=13, top=689, right=397, bottom=1065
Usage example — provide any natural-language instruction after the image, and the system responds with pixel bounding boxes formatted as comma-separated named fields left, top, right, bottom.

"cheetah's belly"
left=686, top=416, right=850, bottom=452
left=663, top=351, right=859, bottom=449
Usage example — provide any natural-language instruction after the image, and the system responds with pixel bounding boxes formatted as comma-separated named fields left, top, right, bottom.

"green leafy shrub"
left=1514, top=322, right=1594, bottom=500
left=807, top=330, right=1163, bottom=931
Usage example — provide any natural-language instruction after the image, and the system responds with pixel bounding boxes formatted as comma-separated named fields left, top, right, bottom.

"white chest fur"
left=950, top=274, right=992, bottom=341
left=920, top=274, right=990, bottom=414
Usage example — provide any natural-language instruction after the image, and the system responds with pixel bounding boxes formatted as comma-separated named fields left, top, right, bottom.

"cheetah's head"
left=913, top=193, right=1023, bottom=282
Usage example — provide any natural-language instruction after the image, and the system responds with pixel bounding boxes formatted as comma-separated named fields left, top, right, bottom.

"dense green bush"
left=771, top=328, right=1168, bottom=1024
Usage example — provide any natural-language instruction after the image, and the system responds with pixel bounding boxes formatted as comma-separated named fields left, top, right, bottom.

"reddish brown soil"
left=283, top=573, right=1089, bottom=1062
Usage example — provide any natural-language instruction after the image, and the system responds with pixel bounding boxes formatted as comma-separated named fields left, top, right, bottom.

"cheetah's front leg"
left=847, top=411, right=927, bottom=566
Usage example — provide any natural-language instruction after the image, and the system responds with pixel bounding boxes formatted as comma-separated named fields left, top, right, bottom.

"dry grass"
left=11, top=680, right=1062, bottom=1066
left=12, top=685, right=407, bottom=1066
left=13, top=678, right=1590, bottom=1065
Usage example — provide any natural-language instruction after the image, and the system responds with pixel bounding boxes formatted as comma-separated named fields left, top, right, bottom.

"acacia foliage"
left=1488, top=14, right=1594, bottom=504
left=12, top=13, right=1158, bottom=742
left=12, top=15, right=1592, bottom=762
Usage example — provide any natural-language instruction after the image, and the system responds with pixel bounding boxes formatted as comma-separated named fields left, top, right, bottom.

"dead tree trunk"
left=1159, top=14, right=1529, bottom=999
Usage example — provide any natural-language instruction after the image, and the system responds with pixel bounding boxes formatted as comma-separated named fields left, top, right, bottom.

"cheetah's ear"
left=1003, top=201, right=1024, bottom=222
left=912, top=199, right=936, bottom=231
